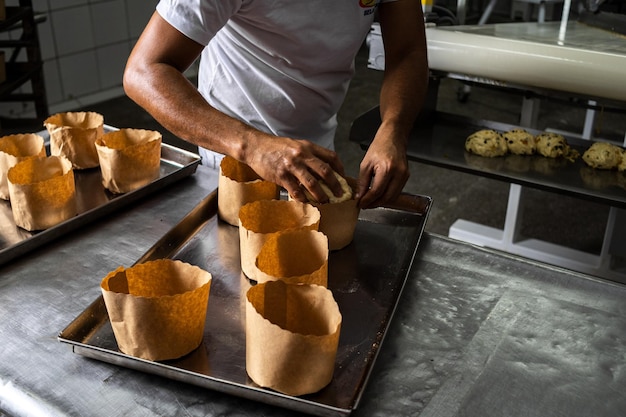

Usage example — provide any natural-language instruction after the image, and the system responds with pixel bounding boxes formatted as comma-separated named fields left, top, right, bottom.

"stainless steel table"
left=1, top=165, right=625, bottom=416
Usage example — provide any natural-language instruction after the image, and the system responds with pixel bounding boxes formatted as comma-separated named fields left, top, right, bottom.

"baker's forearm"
left=378, top=48, right=428, bottom=143
left=377, top=0, right=429, bottom=143
left=123, top=62, right=262, bottom=162
left=123, top=12, right=345, bottom=202
left=125, top=55, right=347, bottom=202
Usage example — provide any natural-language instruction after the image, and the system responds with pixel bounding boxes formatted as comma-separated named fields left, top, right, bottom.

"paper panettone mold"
left=245, top=280, right=342, bottom=396
left=100, top=259, right=212, bottom=361
left=255, top=228, right=328, bottom=287
left=294, top=176, right=360, bottom=251
left=218, top=155, right=279, bottom=226
left=7, top=155, right=76, bottom=231
left=44, top=111, right=104, bottom=169
left=95, top=128, right=162, bottom=194
left=238, top=199, right=320, bottom=281
left=0, top=133, right=46, bottom=200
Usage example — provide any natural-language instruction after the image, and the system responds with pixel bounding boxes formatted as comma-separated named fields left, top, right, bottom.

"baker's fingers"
left=283, top=176, right=307, bottom=203
left=306, top=145, right=345, bottom=198
left=247, top=137, right=346, bottom=203
left=357, top=166, right=409, bottom=209
left=295, top=168, right=329, bottom=203
left=366, top=173, right=405, bottom=208
left=357, top=170, right=385, bottom=209
left=309, top=143, right=344, bottom=176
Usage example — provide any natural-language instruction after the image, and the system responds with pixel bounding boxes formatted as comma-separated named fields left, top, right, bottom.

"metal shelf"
left=0, top=1, right=48, bottom=123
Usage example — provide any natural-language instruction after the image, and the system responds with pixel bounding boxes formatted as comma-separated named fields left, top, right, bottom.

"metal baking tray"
left=58, top=190, right=432, bottom=417
left=351, top=108, right=626, bottom=209
left=0, top=125, right=201, bottom=266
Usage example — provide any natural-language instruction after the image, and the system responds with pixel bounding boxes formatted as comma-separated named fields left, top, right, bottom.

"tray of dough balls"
left=0, top=111, right=201, bottom=266
left=402, top=111, right=626, bottom=208
left=58, top=156, right=432, bottom=417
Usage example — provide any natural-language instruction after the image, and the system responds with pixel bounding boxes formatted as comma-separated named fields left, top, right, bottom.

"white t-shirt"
left=156, top=0, right=394, bottom=167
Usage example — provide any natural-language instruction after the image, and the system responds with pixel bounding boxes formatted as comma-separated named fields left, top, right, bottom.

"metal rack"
left=0, top=0, right=48, bottom=123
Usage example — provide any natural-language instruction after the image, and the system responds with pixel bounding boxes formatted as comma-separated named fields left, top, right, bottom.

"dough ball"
left=503, top=129, right=535, bottom=155
left=582, top=142, right=624, bottom=170
left=465, top=129, right=507, bottom=157
left=534, top=132, right=569, bottom=158
left=305, top=171, right=352, bottom=204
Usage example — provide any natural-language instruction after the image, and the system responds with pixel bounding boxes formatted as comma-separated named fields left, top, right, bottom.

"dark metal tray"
left=350, top=108, right=626, bottom=209
left=0, top=126, right=201, bottom=266
left=58, top=190, right=432, bottom=417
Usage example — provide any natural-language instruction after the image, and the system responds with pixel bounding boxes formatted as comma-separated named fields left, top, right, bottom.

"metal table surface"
left=1, top=165, right=625, bottom=417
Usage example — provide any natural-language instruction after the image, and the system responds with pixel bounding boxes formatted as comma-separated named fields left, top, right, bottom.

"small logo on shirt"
left=359, top=0, right=378, bottom=15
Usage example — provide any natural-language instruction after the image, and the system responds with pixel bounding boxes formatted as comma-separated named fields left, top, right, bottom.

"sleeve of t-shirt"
left=155, top=0, right=243, bottom=46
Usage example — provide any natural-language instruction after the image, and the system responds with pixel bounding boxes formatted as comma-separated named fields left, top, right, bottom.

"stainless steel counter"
left=1, top=165, right=625, bottom=417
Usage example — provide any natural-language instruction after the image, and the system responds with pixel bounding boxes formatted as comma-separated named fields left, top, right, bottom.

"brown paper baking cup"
left=44, top=111, right=104, bottom=169
left=218, top=156, right=279, bottom=226
left=7, top=156, right=76, bottom=231
left=255, top=228, right=328, bottom=287
left=238, top=199, right=320, bottom=280
left=95, top=128, right=162, bottom=194
left=101, top=259, right=212, bottom=361
left=0, top=133, right=46, bottom=200
left=302, top=177, right=360, bottom=251
left=246, top=280, right=342, bottom=396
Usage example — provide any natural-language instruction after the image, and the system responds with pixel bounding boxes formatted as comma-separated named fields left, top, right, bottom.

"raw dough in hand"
left=503, top=129, right=535, bottom=155
left=464, top=129, right=507, bottom=157
left=582, top=142, right=624, bottom=170
left=305, top=171, right=352, bottom=204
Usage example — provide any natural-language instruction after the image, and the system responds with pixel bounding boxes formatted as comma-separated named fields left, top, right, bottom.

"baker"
left=123, top=0, right=428, bottom=209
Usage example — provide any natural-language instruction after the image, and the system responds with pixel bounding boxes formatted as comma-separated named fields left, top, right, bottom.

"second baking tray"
left=59, top=190, right=432, bottom=417
left=0, top=126, right=201, bottom=266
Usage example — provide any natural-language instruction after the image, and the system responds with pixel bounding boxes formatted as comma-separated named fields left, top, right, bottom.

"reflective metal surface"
left=59, top=189, right=432, bottom=417
left=2, top=166, right=625, bottom=417
left=351, top=109, right=626, bottom=209
left=0, top=141, right=200, bottom=266
left=358, top=235, right=626, bottom=417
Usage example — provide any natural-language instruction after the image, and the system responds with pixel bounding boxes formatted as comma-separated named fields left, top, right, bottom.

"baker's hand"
left=244, top=136, right=345, bottom=204
left=356, top=130, right=410, bottom=209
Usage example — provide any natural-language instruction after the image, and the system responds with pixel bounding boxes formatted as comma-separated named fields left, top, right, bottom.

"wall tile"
left=0, top=102, right=28, bottom=117
left=58, top=50, right=99, bottom=99
left=36, top=17, right=56, bottom=61
left=49, top=0, right=89, bottom=10
left=96, top=41, right=130, bottom=89
left=0, top=1, right=171, bottom=116
left=126, top=1, right=157, bottom=39
left=51, top=5, right=94, bottom=55
left=31, top=0, right=49, bottom=11
left=91, top=0, right=128, bottom=46
left=42, top=59, right=64, bottom=106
